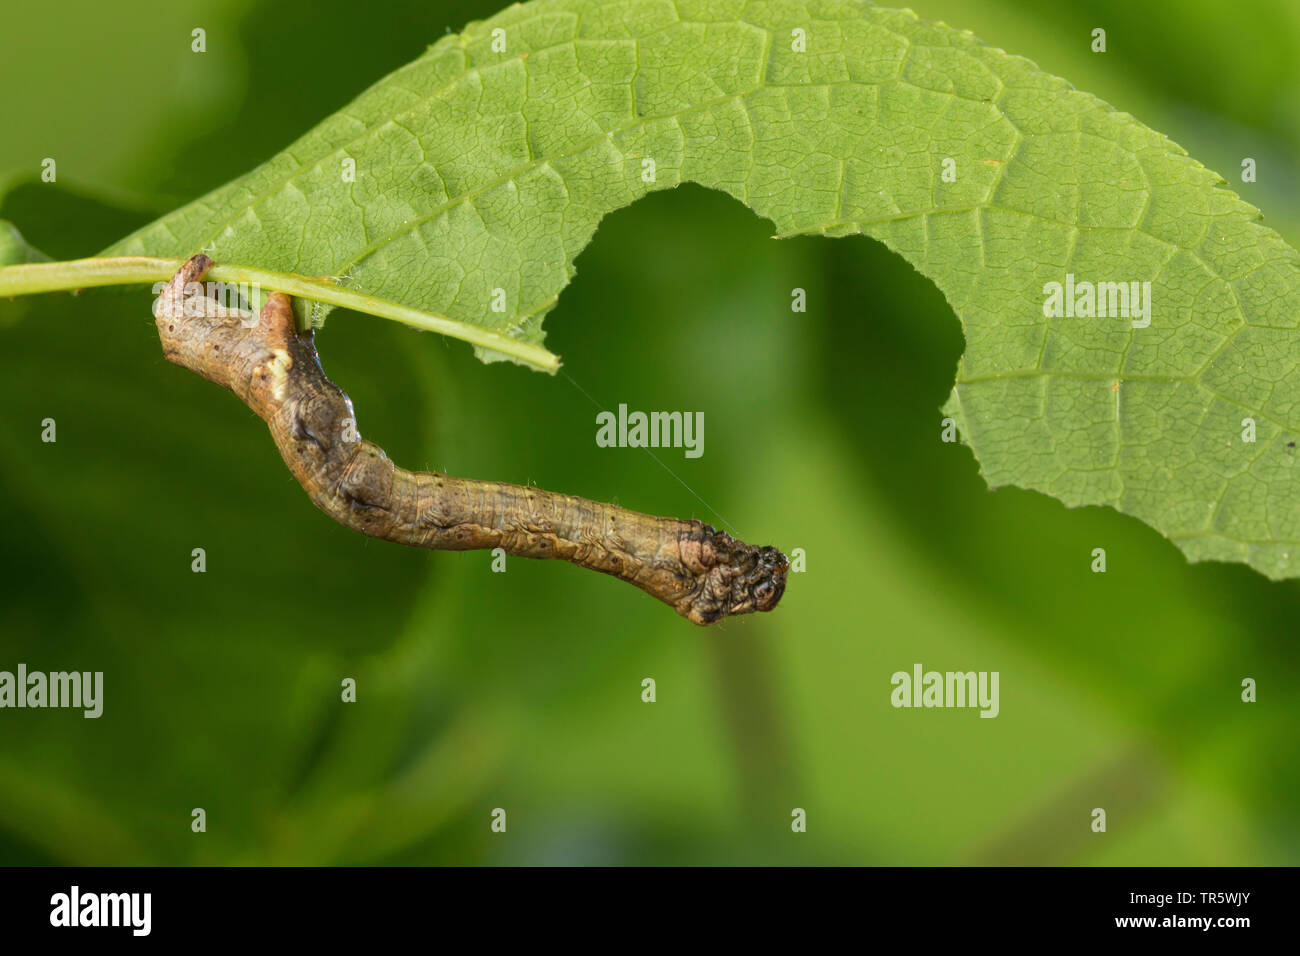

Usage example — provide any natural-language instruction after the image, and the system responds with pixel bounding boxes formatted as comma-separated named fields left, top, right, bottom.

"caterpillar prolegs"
left=154, top=255, right=788, bottom=625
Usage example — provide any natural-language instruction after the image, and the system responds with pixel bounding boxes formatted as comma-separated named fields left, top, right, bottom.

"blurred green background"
left=1, top=0, right=1297, bottom=865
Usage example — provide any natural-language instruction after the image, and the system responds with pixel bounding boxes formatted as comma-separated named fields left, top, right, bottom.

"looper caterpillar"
left=153, top=256, right=788, bottom=624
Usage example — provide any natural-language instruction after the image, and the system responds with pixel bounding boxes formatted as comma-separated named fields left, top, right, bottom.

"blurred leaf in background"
left=0, top=0, right=1296, bottom=865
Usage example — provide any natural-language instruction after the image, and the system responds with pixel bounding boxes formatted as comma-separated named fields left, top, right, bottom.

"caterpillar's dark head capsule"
left=748, top=545, right=789, bottom=613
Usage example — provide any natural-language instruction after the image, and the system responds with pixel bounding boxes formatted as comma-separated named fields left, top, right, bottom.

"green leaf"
left=104, top=0, right=1300, bottom=579
left=0, top=220, right=49, bottom=265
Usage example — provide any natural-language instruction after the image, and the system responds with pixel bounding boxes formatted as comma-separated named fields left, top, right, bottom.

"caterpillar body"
left=154, top=256, right=788, bottom=625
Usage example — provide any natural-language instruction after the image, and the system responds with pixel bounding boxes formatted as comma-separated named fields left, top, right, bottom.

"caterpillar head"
left=682, top=532, right=789, bottom=625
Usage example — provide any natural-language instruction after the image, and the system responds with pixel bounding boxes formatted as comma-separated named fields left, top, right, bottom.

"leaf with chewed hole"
left=102, top=0, right=1300, bottom=579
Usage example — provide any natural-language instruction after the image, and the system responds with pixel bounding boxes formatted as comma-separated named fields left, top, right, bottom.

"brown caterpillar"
left=154, top=255, right=788, bottom=625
